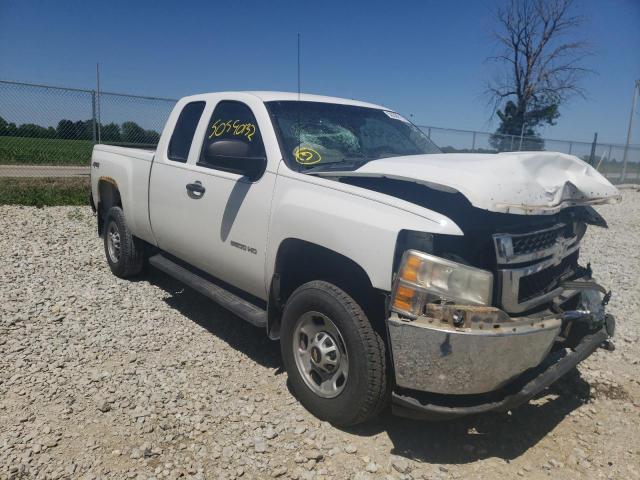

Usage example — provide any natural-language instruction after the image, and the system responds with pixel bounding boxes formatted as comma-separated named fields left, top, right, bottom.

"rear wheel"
left=281, top=280, right=388, bottom=426
left=103, top=206, right=144, bottom=278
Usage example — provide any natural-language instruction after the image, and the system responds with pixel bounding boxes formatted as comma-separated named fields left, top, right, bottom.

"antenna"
left=297, top=33, right=301, bottom=100
left=296, top=33, right=301, bottom=168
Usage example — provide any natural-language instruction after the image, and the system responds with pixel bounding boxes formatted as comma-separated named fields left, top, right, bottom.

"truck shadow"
left=135, top=268, right=283, bottom=370
left=345, top=371, right=591, bottom=464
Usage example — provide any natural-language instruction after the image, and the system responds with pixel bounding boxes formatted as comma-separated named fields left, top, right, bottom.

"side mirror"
left=201, top=139, right=267, bottom=181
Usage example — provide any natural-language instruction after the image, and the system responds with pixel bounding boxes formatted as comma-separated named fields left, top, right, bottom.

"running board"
left=149, top=254, right=267, bottom=328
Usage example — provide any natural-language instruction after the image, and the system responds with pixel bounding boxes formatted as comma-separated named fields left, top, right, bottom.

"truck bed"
left=93, top=144, right=156, bottom=162
left=91, top=143, right=157, bottom=245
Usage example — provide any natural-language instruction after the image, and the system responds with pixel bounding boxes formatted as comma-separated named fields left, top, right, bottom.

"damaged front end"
left=324, top=150, right=620, bottom=419
left=387, top=215, right=615, bottom=420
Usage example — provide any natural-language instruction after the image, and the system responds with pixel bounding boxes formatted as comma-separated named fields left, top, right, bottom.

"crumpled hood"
left=315, top=151, right=621, bottom=214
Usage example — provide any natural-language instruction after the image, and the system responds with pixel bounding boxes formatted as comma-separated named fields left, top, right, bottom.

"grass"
left=0, top=136, right=92, bottom=165
left=0, top=177, right=90, bottom=207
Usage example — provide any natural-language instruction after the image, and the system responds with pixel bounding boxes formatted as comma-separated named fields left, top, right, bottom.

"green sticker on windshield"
left=294, top=146, right=321, bottom=165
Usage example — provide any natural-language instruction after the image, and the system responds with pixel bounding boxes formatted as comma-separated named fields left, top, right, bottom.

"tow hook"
left=601, top=339, right=615, bottom=352
left=600, top=314, right=616, bottom=351
left=557, top=311, right=616, bottom=352
left=559, top=310, right=592, bottom=322
left=604, top=313, right=616, bottom=337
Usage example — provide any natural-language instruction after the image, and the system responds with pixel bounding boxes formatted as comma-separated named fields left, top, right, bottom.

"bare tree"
left=487, top=0, right=592, bottom=150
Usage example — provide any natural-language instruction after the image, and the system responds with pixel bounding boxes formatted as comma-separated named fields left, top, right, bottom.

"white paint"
left=148, top=93, right=280, bottom=298
left=315, top=151, right=621, bottom=215
left=383, top=111, right=410, bottom=122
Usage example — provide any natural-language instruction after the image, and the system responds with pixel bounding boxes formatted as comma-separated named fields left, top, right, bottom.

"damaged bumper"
left=388, top=305, right=562, bottom=395
left=387, top=298, right=615, bottom=420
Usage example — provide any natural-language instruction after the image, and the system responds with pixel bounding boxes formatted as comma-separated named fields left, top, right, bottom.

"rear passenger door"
left=149, top=99, right=206, bottom=261
left=149, top=97, right=278, bottom=300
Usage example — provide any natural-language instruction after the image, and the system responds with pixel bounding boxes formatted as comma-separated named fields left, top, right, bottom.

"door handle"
left=186, top=181, right=205, bottom=199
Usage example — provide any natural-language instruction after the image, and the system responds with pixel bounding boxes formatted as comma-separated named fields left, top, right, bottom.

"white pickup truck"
left=90, top=91, right=620, bottom=426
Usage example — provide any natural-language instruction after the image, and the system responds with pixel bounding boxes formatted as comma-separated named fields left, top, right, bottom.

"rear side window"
left=199, top=101, right=266, bottom=169
left=167, top=101, right=205, bottom=162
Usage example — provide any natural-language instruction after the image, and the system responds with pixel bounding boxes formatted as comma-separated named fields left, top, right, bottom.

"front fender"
left=266, top=172, right=462, bottom=292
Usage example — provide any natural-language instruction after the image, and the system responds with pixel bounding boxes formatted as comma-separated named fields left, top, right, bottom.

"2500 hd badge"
left=230, top=240, right=257, bottom=255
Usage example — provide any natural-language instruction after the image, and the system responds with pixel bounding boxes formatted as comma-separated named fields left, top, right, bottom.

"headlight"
left=391, top=250, right=493, bottom=317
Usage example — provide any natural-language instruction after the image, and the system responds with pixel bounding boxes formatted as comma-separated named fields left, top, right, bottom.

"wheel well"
left=97, top=179, right=122, bottom=236
left=267, top=238, right=387, bottom=340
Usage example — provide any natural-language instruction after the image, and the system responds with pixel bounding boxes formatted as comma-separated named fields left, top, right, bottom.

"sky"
left=1, top=0, right=639, bottom=145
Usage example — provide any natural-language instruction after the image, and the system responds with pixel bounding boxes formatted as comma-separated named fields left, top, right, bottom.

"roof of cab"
left=247, top=91, right=389, bottom=110
left=183, top=91, right=390, bottom=111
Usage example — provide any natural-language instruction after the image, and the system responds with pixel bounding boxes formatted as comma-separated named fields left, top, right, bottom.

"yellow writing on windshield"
left=294, top=146, right=321, bottom=165
left=209, top=119, right=256, bottom=141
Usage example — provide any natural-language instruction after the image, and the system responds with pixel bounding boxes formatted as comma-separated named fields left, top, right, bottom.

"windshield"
left=265, top=101, right=441, bottom=171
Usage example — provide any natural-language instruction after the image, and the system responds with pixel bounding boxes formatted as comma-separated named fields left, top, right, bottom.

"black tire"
left=103, top=206, right=144, bottom=278
left=280, top=280, right=388, bottom=426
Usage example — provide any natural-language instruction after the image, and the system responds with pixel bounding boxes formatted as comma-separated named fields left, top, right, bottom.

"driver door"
left=150, top=99, right=277, bottom=300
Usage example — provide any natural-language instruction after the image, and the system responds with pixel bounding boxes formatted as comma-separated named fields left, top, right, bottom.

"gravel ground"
left=1, top=191, right=639, bottom=480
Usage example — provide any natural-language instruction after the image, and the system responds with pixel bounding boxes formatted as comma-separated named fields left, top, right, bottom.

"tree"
left=0, top=116, right=160, bottom=144
left=16, top=123, right=50, bottom=138
left=120, top=121, right=160, bottom=144
left=101, top=122, right=121, bottom=142
left=487, top=0, right=591, bottom=151
left=491, top=100, right=549, bottom=151
left=73, top=120, right=93, bottom=140
left=5, top=122, right=17, bottom=136
left=143, top=129, right=160, bottom=144
left=121, top=121, right=146, bottom=143
left=57, top=119, right=76, bottom=139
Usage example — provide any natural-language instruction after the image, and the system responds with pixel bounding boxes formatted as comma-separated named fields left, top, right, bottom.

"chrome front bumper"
left=391, top=322, right=613, bottom=420
left=388, top=304, right=562, bottom=395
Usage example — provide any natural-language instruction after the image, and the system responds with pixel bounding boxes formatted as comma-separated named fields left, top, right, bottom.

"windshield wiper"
left=303, top=157, right=371, bottom=173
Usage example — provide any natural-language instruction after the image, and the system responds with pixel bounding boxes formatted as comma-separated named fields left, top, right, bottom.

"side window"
left=199, top=101, right=266, bottom=171
left=167, top=101, right=206, bottom=162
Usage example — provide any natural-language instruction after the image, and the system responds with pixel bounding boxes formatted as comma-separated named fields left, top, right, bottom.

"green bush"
left=0, top=136, right=92, bottom=165
left=0, top=177, right=90, bottom=206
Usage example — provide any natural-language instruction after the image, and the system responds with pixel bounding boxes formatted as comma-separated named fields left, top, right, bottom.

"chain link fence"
left=0, top=80, right=175, bottom=178
left=418, top=125, right=640, bottom=184
left=1, top=79, right=638, bottom=183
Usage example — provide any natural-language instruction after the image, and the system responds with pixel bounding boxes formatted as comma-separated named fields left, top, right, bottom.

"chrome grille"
left=512, top=224, right=565, bottom=255
left=493, top=223, right=580, bottom=313
left=517, top=251, right=579, bottom=303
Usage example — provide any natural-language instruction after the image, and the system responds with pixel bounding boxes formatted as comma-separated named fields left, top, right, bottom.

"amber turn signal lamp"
left=392, top=284, right=415, bottom=312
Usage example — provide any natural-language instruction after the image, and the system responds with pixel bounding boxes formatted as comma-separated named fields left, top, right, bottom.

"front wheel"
left=280, top=281, right=388, bottom=426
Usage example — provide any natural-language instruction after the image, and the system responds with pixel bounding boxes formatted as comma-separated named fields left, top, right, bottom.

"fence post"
left=568, top=141, right=573, bottom=154
left=621, top=80, right=640, bottom=184
left=509, top=135, right=514, bottom=151
left=518, top=123, right=525, bottom=151
left=91, top=90, right=97, bottom=144
left=588, top=132, right=598, bottom=166
left=599, top=144, right=612, bottom=177
left=471, top=131, right=476, bottom=152
left=427, top=127, right=431, bottom=138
